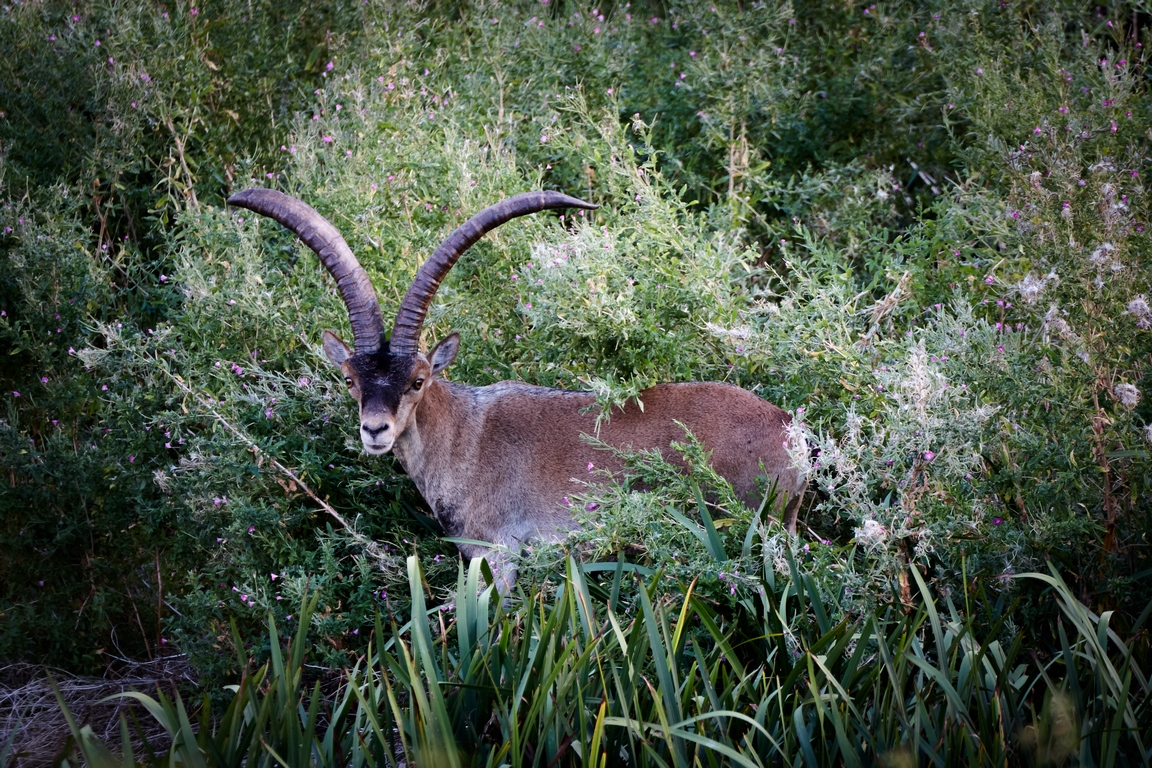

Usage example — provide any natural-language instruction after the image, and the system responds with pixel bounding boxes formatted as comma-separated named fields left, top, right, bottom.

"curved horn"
left=228, top=188, right=385, bottom=355
left=390, top=191, right=597, bottom=356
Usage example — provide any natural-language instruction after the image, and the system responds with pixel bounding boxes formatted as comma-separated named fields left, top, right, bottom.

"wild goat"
left=229, top=188, right=806, bottom=586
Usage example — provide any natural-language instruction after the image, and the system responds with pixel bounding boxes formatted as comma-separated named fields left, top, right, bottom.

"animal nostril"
left=363, top=423, right=390, bottom=438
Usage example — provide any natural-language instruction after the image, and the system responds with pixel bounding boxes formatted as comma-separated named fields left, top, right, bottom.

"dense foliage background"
left=1, top=0, right=1150, bottom=763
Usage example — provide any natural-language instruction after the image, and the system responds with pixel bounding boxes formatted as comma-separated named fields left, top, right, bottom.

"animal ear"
left=321, top=330, right=353, bottom=367
left=428, top=332, right=460, bottom=376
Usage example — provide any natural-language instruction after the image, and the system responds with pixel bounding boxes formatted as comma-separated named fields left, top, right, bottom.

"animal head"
left=227, top=189, right=595, bottom=454
left=318, top=329, right=459, bottom=454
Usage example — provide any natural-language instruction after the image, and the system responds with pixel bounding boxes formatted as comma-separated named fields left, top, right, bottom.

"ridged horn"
left=389, top=191, right=597, bottom=356
left=228, top=188, right=385, bottom=355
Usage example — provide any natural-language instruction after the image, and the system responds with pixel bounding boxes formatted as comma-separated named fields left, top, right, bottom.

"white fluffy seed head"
left=1114, top=383, right=1141, bottom=408
left=855, top=519, right=888, bottom=551
left=1017, top=272, right=1047, bottom=304
left=1127, top=295, right=1151, bottom=329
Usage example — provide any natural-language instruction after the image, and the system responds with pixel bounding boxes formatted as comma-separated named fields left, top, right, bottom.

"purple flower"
left=12, top=391, right=19, bottom=397
left=992, top=517, right=1004, bottom=525
left=585, top=502, right=598, bottom=512
left=923, top=451, right=935, bottom=461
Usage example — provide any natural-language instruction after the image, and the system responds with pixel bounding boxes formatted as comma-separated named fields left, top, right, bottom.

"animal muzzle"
left=360, top=418, right=395, bottom=455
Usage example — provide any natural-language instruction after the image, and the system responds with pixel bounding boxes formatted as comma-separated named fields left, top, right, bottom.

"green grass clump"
left=52, top=553, right=1150, bottom=766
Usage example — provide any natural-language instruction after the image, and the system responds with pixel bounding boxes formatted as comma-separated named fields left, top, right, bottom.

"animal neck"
left=391, top=378, right=471, bottom=486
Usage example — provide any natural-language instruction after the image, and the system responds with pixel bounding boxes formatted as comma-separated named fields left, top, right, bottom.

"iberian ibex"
left=229, top=189, right=805, bottom=585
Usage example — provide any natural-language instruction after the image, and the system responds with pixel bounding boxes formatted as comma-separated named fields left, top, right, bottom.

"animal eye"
left=344, top=377, right=353, bottom=388
left=412, top=377, right=424, bottom=391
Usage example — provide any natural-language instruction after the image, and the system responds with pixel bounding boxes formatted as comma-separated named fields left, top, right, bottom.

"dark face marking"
left=342, top=347, right=430, bottom=455
left=348, top=349, right=415, bottom=415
